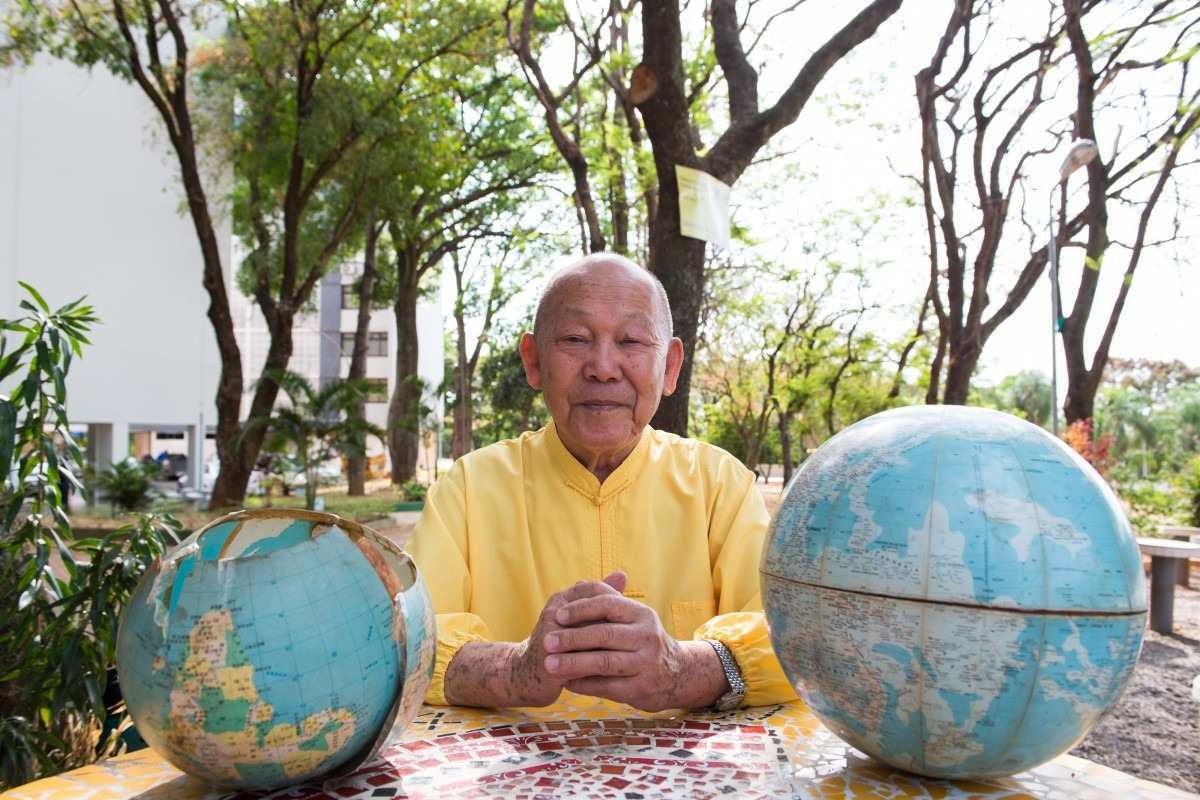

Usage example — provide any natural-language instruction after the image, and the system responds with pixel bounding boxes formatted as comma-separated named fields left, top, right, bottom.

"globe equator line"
left=759, top=570, right=1148, bottom=617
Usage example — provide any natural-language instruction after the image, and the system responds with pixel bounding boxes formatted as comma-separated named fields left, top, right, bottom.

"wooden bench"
left=1159, top=525, right=1200, bottom=587
left=1137, top=537, right=1200, bottom=634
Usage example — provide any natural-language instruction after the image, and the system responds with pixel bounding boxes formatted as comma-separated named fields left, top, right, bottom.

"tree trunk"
left=647, top=160, right=707, bottom=435
left=451, top=374, right=475, bottom=458
left=212, top=314, right=295, bottom=507
left=941, top=337, right=981, bottom=405
left=346, top=219, right=380, bottom=496
left=778, top=408, right=794, bottom=486
left=451, top=305, right=475, bottom=459
left=388, top=279, right=422, bottom=484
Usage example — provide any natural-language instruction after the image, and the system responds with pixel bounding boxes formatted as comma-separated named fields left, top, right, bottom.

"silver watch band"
left=704, top=639, right=746, bottom=711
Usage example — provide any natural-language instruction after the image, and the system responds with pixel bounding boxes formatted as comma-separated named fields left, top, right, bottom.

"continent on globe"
left=162, top=607, right=358, bottom=786
left=117, top=510, right=436, bottom=791
left=761, top=405, right=1147, bottom=780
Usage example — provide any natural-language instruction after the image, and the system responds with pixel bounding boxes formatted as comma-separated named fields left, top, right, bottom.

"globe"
left=116, top=509, right=435, bottom=790
left=761, top=405, right=1147, bottom=779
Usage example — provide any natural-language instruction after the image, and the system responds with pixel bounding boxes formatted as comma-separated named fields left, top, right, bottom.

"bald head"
left=533, top=254, right=673, bottom=347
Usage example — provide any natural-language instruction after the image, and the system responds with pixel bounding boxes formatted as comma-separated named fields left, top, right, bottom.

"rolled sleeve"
left=408, top=462, right=497, bottom=705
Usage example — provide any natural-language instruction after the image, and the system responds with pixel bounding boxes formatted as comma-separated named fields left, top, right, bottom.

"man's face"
left=520, top=265, right=683, bottom=468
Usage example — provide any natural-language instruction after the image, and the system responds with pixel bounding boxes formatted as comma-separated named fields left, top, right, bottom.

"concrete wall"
left=0, top=56, right=229, bottom=463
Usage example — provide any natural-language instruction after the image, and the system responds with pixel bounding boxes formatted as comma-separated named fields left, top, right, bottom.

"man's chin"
left=563, top=420, right=639, bottom=454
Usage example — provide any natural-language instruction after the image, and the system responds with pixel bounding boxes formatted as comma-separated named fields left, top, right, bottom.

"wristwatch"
left=704, top=639, right=746, bottom=711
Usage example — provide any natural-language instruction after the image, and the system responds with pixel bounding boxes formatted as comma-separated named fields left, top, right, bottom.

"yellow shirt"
left=407, top=422, right=797, bottom=708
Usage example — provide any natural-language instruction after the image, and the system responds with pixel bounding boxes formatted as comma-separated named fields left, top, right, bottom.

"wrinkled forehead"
left=552, top=300, right=660, bottom=331
left=538, top=262, right=671, bottom=340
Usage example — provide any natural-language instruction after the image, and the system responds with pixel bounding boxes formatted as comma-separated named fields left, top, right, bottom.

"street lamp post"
left=1048, top=138, right=1099, bottom=436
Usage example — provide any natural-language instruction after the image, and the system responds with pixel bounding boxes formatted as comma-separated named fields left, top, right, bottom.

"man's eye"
left=562, top=335, right=587, bottom=344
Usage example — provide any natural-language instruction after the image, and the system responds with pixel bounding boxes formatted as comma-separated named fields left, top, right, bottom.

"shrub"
left=399, top=479, right=427, bottom=503
left=0, top=285, right=181, bottom=788
left=1063, top=418, right=1115, bottom=477
left=94, top=460, right=159, bottom=512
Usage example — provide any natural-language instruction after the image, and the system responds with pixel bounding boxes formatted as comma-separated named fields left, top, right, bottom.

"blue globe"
left=761, top=406, right=1147, bottom=779
left=116, top=510, right=435, bottom=790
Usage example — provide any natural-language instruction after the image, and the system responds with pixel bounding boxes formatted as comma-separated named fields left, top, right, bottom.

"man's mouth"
left=579, top=401, right=627, bottom=411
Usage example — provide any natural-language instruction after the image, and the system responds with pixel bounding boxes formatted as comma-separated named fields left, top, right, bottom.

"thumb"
left=603, top=570, right=627, bottom=594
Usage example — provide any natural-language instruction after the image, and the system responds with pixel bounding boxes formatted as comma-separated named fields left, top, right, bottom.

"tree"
left=210, top=0, right=479, bottom=505
left=635, top=0, right=903, bottom=434
left=378, top=64, right=550, bottom=483
left=447, top=232, right=539, bottom=458
left=474, top=322, right=547, bottom=445
left=914, top=1, right=1200, bottom=413
left=5, top=0, right=246, bottom=506
left=694, top=248, right=895, bottom=482
left=506, top=0, right=661, bottom=260
left=242, top=372, right=383, bottom=510
left=4, top=0, right=479, bottom=507
left=971, top=370, right=1052, bottom=428
left=508, top=0, right=904, bottom=434
left=345, top=215, right=385, bottom=496
left=1059, top=0, right=1200, bottom=423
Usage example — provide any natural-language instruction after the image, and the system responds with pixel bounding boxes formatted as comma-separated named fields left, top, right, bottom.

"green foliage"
left=1179, top=455, right=1200, bottom=528
left=971, top=371, right=1051, bottom=428
left=473, top=325, right=547, bottom=446
left=397, top=480, right=427, bottom=503
left=692, top=244, right=903, bottom=474
left=1118, top=479, right=1181, bottom=535
left=94, top=461, right=158, bottom=513
left=242, top=372, right=385, bottom=510
left=0, top=286, right=181, bottom=788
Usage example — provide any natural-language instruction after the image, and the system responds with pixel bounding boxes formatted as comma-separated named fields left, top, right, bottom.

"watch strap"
left=703, top=639, right=746, bottom=711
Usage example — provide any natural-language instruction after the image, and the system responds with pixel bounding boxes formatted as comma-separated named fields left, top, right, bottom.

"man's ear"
left=518, top=332, right=543, bottom=390
left=661, top=337, right=684, bottom=396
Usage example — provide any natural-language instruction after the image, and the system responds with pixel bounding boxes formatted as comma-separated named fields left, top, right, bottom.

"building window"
left=369, top=331, right=387, bottom=356
left=365, top=378, right=389, bottom=403
left=340, top=331, right=388, bottom=357
left=341, top=284, right=359, bottom=309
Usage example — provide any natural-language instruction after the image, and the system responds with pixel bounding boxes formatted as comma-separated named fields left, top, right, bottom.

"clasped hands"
left=444, top=571, right=726, bottom=712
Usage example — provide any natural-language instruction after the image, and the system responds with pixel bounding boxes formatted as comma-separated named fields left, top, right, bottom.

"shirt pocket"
left=671, top=599, right=717, bottom=640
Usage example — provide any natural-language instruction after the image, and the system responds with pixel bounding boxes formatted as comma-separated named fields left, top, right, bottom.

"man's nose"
left=584, top=340, right=621, bottom=382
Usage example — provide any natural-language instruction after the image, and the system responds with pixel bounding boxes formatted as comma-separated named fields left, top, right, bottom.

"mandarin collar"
left=546, top=421, right=652, bottom=504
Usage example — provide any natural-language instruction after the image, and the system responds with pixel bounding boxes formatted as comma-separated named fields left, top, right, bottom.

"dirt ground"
left=1070, top=567, right=1200, bottom=794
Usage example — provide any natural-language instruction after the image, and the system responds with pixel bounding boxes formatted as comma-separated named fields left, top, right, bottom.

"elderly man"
left=408, top=253, right=795, bottom=711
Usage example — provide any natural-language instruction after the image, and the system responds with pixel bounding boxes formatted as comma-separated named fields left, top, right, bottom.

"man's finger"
left=557, top=578, right=623, bottom=605
left=555, top=594, right=642, bottom=627
left=603, top=570, right=627, bottom=593
left=544, top=649, right=640, bottom=679
left=563, top=676, right=635, bottom=703
left=544, top=622, right=638, bottom=654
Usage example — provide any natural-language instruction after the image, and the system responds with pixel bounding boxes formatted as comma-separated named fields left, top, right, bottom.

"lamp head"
left=1059, top=139, right=1099, bottom=181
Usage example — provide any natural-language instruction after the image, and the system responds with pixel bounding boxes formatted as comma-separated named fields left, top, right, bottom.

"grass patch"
left=239, top=488, right=404, bottom=521
left=68, top=487, right=406, bottom=535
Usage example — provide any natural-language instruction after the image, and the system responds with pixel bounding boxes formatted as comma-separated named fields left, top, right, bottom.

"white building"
left=0, top=56, right=442, bottom=490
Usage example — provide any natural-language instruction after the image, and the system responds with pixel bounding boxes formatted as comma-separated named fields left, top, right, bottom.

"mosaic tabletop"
left=5, top=696, right=1194, bottom=800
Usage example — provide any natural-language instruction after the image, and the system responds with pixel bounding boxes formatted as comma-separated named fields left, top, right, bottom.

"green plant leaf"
left=17, top=281, right=51, bottom=314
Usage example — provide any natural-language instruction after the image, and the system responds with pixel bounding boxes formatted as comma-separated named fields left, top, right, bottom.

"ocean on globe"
left=761, top=405, right=1147, bottom=779
left=116, top=509, right=435, bottom=790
